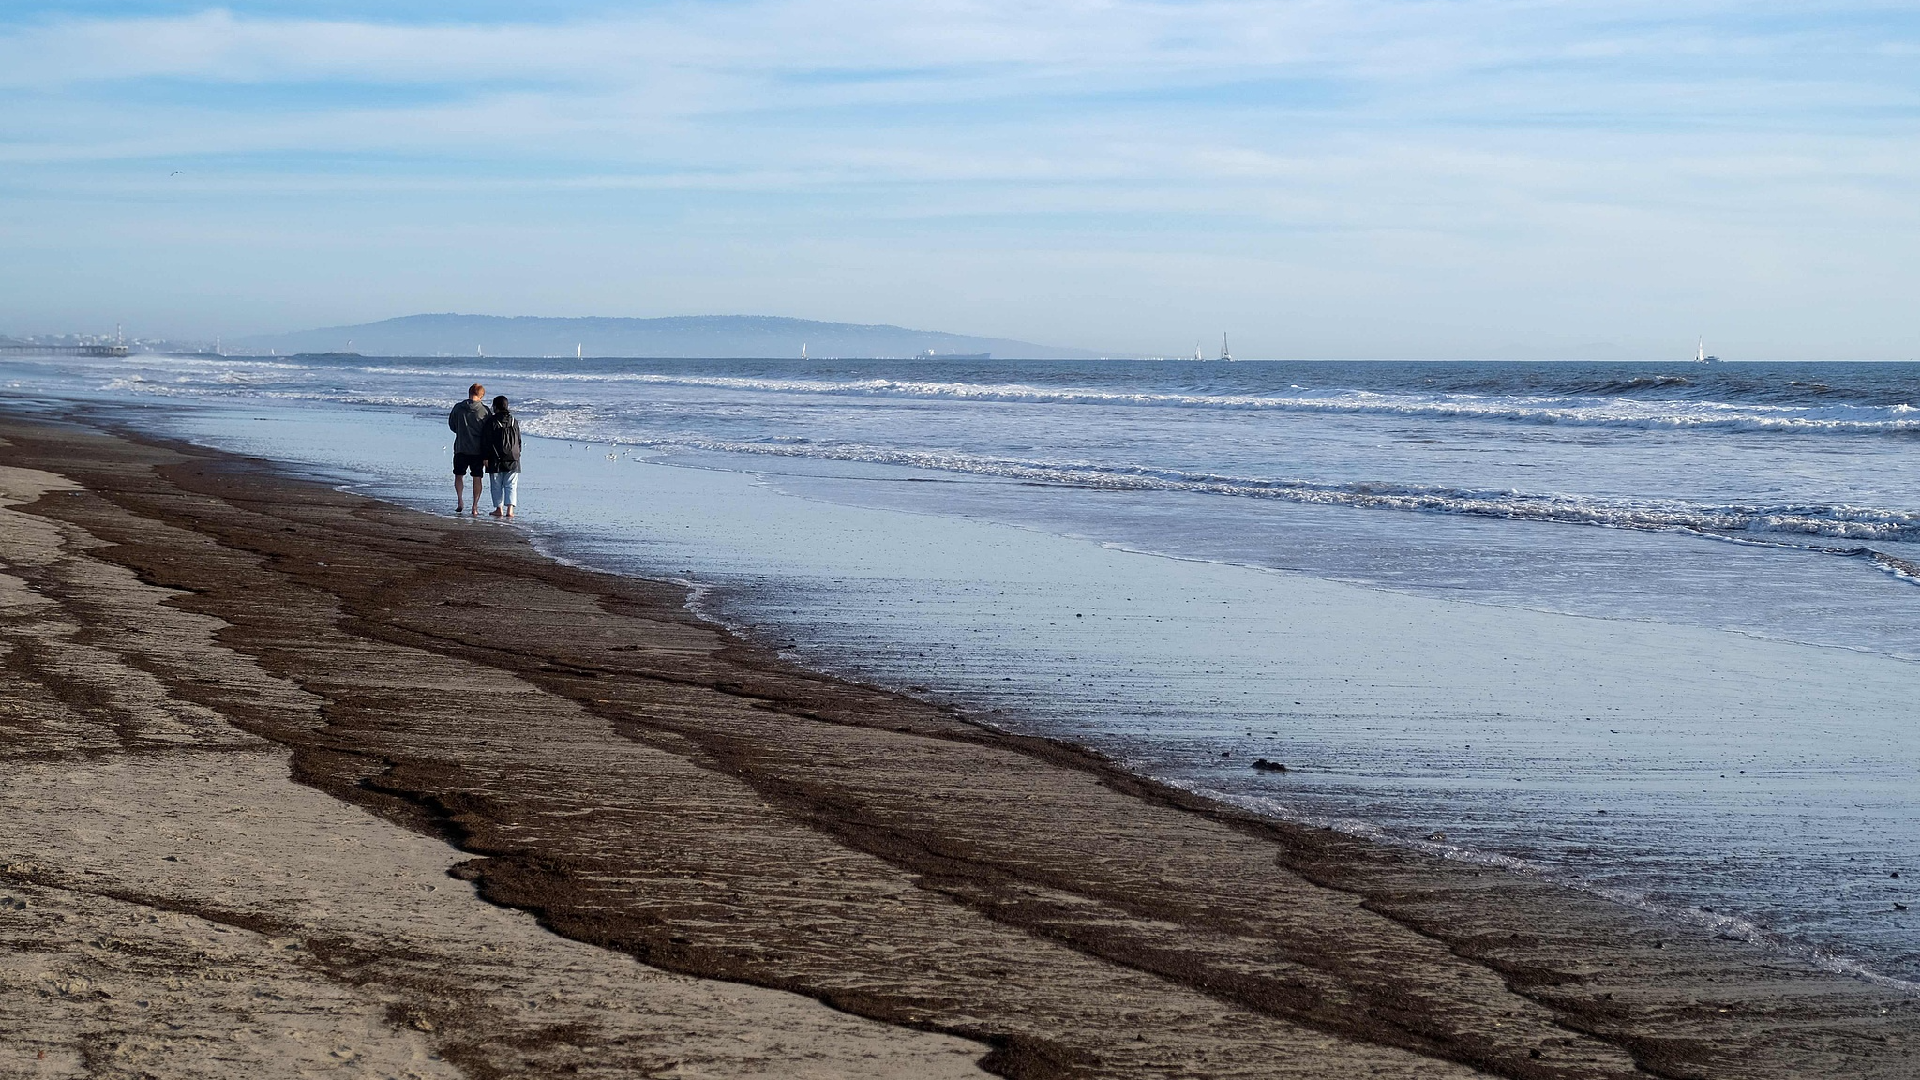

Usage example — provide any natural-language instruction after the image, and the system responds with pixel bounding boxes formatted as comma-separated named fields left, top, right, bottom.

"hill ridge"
left=233, top=313, right=1101, bottom=359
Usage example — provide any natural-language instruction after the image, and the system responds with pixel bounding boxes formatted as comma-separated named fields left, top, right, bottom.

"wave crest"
left=520, top=420, right=1920, bottom=547
left=418, top=370, right=1920, bottom=435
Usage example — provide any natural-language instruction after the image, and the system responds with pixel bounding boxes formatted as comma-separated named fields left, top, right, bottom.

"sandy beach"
left=1, top=412, right=1913, bottom=1080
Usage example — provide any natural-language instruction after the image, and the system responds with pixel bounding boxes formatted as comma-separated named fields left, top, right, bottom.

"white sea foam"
left=90, top=354, right=1920, bottom=437
left=514, top=415, right=1920, bottom=547
left=92, top=357, right=1920, bottom=557
left=97, top=377, right=448, bottom=410
left=1871, top=551, right=1920, bottom=583
left=365, top=368, right=1920, bottom=435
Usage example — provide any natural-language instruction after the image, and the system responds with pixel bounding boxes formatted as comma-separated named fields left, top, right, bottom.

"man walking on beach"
left=449, top=383, right=489, bottom=516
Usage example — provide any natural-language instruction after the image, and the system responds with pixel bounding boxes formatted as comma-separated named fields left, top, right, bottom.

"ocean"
left=5, top=350, right=1916, bottom=986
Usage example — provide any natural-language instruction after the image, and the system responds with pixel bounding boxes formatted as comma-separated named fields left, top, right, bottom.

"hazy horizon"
left=3, top=3, right=1916, bottom=361
left=24, top=308, right=1916, bottom=362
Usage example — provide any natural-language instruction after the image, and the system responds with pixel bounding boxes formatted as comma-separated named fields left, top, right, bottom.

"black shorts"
left=453, top=453, right=487, bottom=477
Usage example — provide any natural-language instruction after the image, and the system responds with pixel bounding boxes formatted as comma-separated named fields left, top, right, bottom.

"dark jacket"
left=448, top=399, right=490, bottom=455
left=484, top=411, right=522, bottom=473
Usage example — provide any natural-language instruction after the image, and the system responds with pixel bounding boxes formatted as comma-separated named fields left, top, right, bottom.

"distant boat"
left=576, top=343, right=582, bottom=359
left=1193, top=342, right=1204, bottom=361
left=1695, top=338, right=1719, bottom=364
left=801, top=342, right=807, bottom=360
left=1220, top=333, right=1233, bottom=362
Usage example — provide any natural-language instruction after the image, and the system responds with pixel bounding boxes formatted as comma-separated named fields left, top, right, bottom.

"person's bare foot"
left=455, top=504, right=464, bottom=514
left=505, top=509, right=515, bottom=519
left=490, top=508, right=504, bottom=518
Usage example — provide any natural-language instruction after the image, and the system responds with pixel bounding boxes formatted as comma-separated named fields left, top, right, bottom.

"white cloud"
left=1, top=2, right=1915, bottom=354
left=1, top=2, right=1909, bottom=175
left=6, top=3, right=1900, bottom=89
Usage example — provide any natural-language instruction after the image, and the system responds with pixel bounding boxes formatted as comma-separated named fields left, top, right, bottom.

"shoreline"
left=56, top=388, right=1920, bottom=989
left=687, top=552, right=1918, bottom=998
left=531, top=451, right=1920, bottom=995
left=2, top=411, right=1914, bottom=1079
left=465, top=454, right=1917, bottom=996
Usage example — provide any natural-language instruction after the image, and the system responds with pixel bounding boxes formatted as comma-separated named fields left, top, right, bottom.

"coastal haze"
left=233, top=313, right=1098, bottom=360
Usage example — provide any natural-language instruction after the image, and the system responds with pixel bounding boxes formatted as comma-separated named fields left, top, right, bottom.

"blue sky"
left=2, top=2, right=1916, bottom=358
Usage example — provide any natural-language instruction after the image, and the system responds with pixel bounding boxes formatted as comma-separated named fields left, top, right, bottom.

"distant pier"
left=0, top=344, right=131, bottom=357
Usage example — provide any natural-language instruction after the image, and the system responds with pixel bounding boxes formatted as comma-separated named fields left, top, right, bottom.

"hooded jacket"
left=448, top=398, right=490, bottom=455
left=484, top=410, right=522, bottom=473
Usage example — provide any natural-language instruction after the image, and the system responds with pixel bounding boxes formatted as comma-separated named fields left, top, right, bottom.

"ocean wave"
left=89, top=372, right=1920, bottom=550
left=362, top=369, right=1920, bottom=435
left=78, top=355, right=1920, bottom=436
left=1871, top=551, right=1920, bottom=583
left=1584, top=374, right=1694, bottom=393
left=97, top=378, right=449, bottom=410
left=525, top=421, right=1920, bottom=546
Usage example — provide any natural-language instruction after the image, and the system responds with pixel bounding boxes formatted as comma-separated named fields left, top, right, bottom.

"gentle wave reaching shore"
left=515, top=430, right=1920, bottom=546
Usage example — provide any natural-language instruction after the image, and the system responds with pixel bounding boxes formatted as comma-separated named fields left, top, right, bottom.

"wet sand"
left=0, top=414, right=1913, bottom=1079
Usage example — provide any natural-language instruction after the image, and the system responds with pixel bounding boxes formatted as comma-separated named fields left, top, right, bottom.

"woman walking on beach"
left=484, top=395, right=522, bottom=519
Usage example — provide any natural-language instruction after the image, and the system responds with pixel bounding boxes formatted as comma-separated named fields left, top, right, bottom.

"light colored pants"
left=489, top=470, right=519, bottom=509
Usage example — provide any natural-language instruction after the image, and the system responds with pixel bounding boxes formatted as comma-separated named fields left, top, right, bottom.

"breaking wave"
left=355, top=368, right=1920, bottom=435
left=523, top=419, right=1920, bottom=549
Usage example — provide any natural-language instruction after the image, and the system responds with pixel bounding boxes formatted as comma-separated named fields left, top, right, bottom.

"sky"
left=1, top=2, right=1916, bottom=359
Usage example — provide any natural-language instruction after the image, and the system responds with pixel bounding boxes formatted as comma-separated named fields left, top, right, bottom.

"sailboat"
left=1219, top=333, right=1232, bottom=362
left=576, top=343, right=583, bottom=359
left=1192, top=342, right=1204, bottom=361
left=801, top=342, right=808, bottom=360
left=1695, top=338, right=1719, bottom=364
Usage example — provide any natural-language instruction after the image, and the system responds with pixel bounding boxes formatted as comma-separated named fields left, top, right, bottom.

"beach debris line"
left=1251, top=758, right=1288, bottom=773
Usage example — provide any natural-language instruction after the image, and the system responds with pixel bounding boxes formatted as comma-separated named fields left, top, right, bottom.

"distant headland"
left=231, top=314, right=1102, bottom=360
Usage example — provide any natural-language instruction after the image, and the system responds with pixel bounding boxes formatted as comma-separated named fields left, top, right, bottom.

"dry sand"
left=0, top=416, right=1912, bottom=1079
